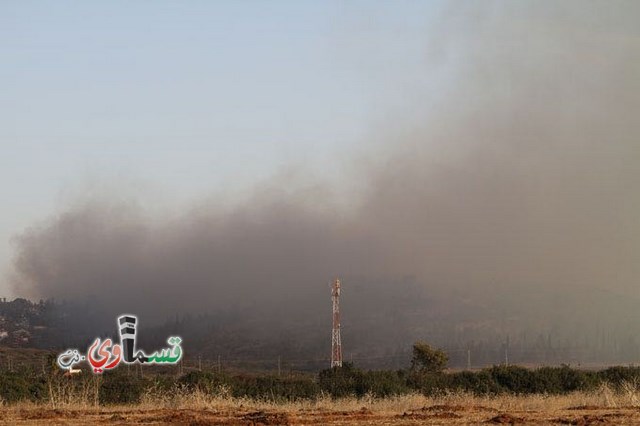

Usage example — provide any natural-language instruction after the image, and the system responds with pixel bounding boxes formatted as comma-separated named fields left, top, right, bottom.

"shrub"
left=411, top=341, right=448, bottom=373
left=360, top=370, right=410, bottom=397
left=231, top=374, right=320, bottom=401
left=0, top=370, right=44, bottom=403
left=598, top=366, right=640, bottom=389
left=488, top=365, right=538, bottom=394
left=318, top=363, right=366, bottom=398
left=447, top=370, right=501, bottom=395
left=99, top=372, right=149, bottom=404
left=178, top=371, right=230, bottom=394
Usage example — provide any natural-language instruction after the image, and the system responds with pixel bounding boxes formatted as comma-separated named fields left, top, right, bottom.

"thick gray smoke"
left=9, top=2, right=640, bottom=359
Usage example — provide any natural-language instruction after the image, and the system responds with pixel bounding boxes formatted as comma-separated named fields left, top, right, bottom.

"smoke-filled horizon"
left=8, top=1, right=640, bottom=341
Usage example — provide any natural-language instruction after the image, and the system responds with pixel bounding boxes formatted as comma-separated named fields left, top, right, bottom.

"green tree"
left=410, top=341, right=448, bottom=373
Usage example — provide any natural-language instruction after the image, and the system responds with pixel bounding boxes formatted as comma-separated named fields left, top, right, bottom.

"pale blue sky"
left=0, top=1, right=444, bottom=294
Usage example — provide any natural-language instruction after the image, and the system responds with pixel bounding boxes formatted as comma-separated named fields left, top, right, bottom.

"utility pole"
left=331, top=278, right=343, bottom=368
left=504, top=335, right=510, bottom=366
left=467, top=348, right=471, bottom=370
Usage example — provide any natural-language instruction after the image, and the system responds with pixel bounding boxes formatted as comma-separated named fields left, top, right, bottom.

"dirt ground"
left=4, top=404, right=640, bottom=425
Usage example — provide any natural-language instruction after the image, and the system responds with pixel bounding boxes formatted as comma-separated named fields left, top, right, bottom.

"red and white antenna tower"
left=331, top=278, right=343, bottom=368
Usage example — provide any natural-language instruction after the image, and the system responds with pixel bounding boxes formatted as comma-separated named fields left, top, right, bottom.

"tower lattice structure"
left=331, top=278, right=343, bottom=368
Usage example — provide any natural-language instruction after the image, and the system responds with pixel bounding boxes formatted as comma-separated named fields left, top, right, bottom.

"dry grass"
left=46, top=374, right=102, bottom=409
left=129, top=382, right=640, bottom=411
left=3, top=384, right=640, bottom=424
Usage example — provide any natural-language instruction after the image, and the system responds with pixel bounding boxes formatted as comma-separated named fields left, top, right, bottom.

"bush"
left=489, top=365, right=538, bottom=394
left=597, top=366, right=640, bottom=389
left=99, top=372, right=149, bottom=404
left=447, top=370, right=501, bottom=395
left=406, top=370, right=449, bottom=395
left=178, top=371, right=230, bottom=394
left=318, top=363, right=364, bottom=398
left=231, top=374, right=320, bottom=401
left=408, top=364, right=600, bottom=396
left=0, top=370, right=45, bottom=403
left=179, top=371, right=319, bottom=401
left=411, top=342, right=448, bottom=373
left=532, top=365, right=598, bottom=394
left=360, top=370, right=410, bottom=397
left=3, top=361, right=640, bottom=404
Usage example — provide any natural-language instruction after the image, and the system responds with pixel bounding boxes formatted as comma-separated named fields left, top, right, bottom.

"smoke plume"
left=9, top=2, right=640, bottom=357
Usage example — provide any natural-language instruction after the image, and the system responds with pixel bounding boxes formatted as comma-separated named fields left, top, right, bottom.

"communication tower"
left=331, top=278, right=343, bottom=368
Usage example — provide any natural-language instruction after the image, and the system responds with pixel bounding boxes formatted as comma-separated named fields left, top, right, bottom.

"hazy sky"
left=1, top=1, right=445, bottom=295
left=3, top=0, right=639, bottom=317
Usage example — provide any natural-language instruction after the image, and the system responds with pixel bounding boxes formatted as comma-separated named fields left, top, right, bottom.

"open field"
left=5, top=388, right=640, bottom=425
